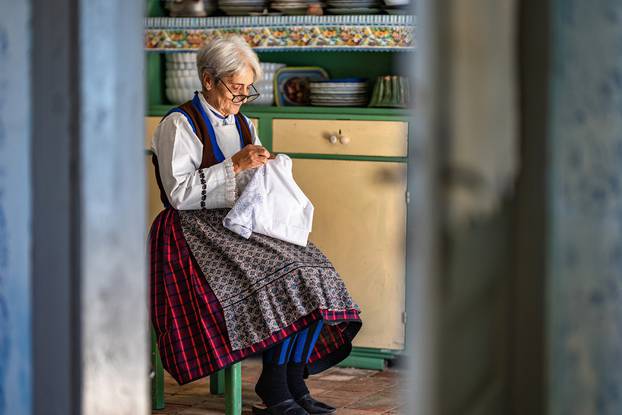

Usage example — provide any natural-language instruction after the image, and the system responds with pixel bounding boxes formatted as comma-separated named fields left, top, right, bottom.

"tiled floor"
left=153, top=357, right=405, bottom=415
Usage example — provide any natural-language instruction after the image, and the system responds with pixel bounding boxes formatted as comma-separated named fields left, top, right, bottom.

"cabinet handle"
left=328, top=135, right=338, bottom=144
left=339, top=135, right=350, bottom=145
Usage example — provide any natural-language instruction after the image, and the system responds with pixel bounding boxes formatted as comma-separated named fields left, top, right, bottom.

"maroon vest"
left=152, top=101, right=254, bottom=208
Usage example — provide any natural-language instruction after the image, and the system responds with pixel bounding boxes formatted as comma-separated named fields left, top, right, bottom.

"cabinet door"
left=292, top=159, right=407, bottom=350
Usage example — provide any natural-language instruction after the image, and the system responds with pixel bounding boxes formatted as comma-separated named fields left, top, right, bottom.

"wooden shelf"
left=148, top=104, right=412, bottom=119
left=145, top=15, right=415, bottom=51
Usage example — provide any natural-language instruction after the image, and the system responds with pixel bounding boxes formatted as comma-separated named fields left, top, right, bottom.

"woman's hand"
left=231, top=145, right=272, bottom=173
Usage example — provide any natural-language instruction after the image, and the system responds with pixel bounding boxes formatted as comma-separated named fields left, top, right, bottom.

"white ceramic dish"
left=166, top=61, right=195, bottom=71
left=311, top=87, right=368, bottom=92
left=328, top=0, right=380, bottom=6
left=260, top=62, right=286, bottom=72
left=311, top=102, right=367, bottom=107
left=247, top=94, right=274, bottom=105
left=311, top=91, right=367, bottom=96
left=327, top=7, right=380, bottom=13
left=311, top=84, right=367, bottom=89
left=383, top=0, right=409, bottom=6
left=166, top=68, right=196, bottom=78
left=311, top=96, right=368, bottom=102
left=162, top=0, right=217, bottom=16
left=220, top=0, right=266, bottom=3
left=166, top=76, right=202, bottom=89
left=166, top=87, right=197, bottom=104
left=384, top=6, right=410, bottom=14
left=165, top=53, right=197, bottom=63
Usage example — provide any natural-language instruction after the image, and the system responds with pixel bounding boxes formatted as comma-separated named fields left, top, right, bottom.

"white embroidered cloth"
left=223, top=154, right=314, bottom=247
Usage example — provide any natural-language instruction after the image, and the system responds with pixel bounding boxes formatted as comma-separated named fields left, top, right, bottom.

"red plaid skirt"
left=150, top=208, right=362, bottom=385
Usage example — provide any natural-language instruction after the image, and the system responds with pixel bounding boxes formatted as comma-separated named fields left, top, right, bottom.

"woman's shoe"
left=252, top=398, right=310, bottom=415
left=295, top=394, right=336, bottom=414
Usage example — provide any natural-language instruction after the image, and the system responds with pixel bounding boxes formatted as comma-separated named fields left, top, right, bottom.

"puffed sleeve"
left=152, top=113, right=237, bottom=210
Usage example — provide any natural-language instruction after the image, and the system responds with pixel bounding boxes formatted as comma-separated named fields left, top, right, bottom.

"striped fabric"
left=263, top=320, right=325, bottom=366
left=150, top=207, right=362, bottom=385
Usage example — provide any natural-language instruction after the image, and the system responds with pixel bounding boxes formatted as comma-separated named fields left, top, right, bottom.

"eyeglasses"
left=217, top=78, right=260, bottom=103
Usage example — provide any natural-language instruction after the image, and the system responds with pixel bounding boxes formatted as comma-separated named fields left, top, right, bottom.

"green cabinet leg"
left=225, top=362, right=242, bottom=415
left=210, top=369, right=225, bottom=395
left=151, top=328, right=165, bottom=410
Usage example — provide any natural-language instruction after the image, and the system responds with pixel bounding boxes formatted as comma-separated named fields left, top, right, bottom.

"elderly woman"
left=149, top=36, right=361, bottom=415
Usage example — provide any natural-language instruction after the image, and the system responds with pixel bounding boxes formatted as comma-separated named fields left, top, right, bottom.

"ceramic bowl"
left=247, top=93, right=274, bottom=106
left=166, top=68, right=196, bottom=78
left=383, top=0, right=409, bottom=6
left=165, top=53, right=198, bottom=63
left=166, top=61, right=195, bottom=71
left=166, top=76, right=202, bottom=89
left=166, top=87, right=197, bottom=104
left=260, top=62, right=286, bottom=72
left=162, top=0, right=217, bottom=16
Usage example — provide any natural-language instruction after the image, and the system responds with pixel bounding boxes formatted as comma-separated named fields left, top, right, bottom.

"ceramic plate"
left=310, top=84, right=367, bottom=90
left=221, top=6, right=266, bottom=14
left=311, top=91, right=367, bottom=96
left=384, top=7, right=410, bottom=14
left=311, top=93, right=368, bottom=98
left=311, top=99, right=368, bottom=104
left=274, top=66, right=330, bottom=106
left=327, top=1, right=380, bottom=7
left=249, top=11, right=284, bottom=15
left=311, top=102, right=368, bottom=107
left=220, top=0, right=266, bottom=3
left=327, top=7, right=381, bottom=13
left=311, top=95, right=368, bottom=100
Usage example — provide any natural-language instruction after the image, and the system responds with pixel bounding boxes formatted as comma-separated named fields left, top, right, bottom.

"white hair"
left=196, top=35, right=262, bottom=84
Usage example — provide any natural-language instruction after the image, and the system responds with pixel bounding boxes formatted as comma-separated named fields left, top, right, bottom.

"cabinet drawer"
left=272, top=119, right=407, bottom=157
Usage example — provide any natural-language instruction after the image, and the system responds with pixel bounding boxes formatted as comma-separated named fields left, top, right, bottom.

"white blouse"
left=151, top=93, right=261, bottom=210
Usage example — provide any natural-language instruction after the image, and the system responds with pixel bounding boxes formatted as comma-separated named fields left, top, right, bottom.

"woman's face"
left=203, top=64, right=255, bottom=116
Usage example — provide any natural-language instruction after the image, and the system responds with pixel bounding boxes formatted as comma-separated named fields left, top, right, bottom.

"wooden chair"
left=151, top=328, right=242, bottom=414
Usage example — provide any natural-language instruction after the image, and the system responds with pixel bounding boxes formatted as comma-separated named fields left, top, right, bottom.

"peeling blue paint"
left=549, top=1, right=622, bottom=414
left=0, top=2, right=32, bottom=414
left=0, top=202, right=8, bottom=414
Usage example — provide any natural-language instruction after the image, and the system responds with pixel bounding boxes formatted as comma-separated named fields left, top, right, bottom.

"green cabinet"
left=144, top=2, right=414, bottom=368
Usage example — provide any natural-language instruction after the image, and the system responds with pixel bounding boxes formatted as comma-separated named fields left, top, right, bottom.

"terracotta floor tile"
left=320, top=379, right=385, bottom=393
left=345, top=391, right=400, bottom=413
left=177, top=408, right=227, bottom=415
left=165, top=394, right=212, bottom=407
left=320, top=374, right=359, bottom=382
left=315, top=389, right=371, bottom=408
left=383, top=408, right=405, bottom=414
left=308, top=386, right=328, bottom=396
left=334, top=409, right=382, bottom=414
left=153, top=359, right=403, bottom=414
left=152, top=403, right=193, bottom=414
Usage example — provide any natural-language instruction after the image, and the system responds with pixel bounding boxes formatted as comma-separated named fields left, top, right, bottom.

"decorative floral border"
left=145, top=16, right=415, bottom=51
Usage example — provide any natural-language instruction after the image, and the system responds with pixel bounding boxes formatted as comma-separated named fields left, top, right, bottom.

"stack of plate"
left=161, top=0, right=217, bottom=16
left=326, top=0, right=381, bottom=14
left=270, top=0, right=309, bottom=15
left=247, top=62, right=286, bottom=106
left=220, top=0, right=268, bottom=15
left=165, top=53, right=201, bottom=105
left=310, top=78, right=368, bottom=107
left=383, top=0, right=410, bottom=14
